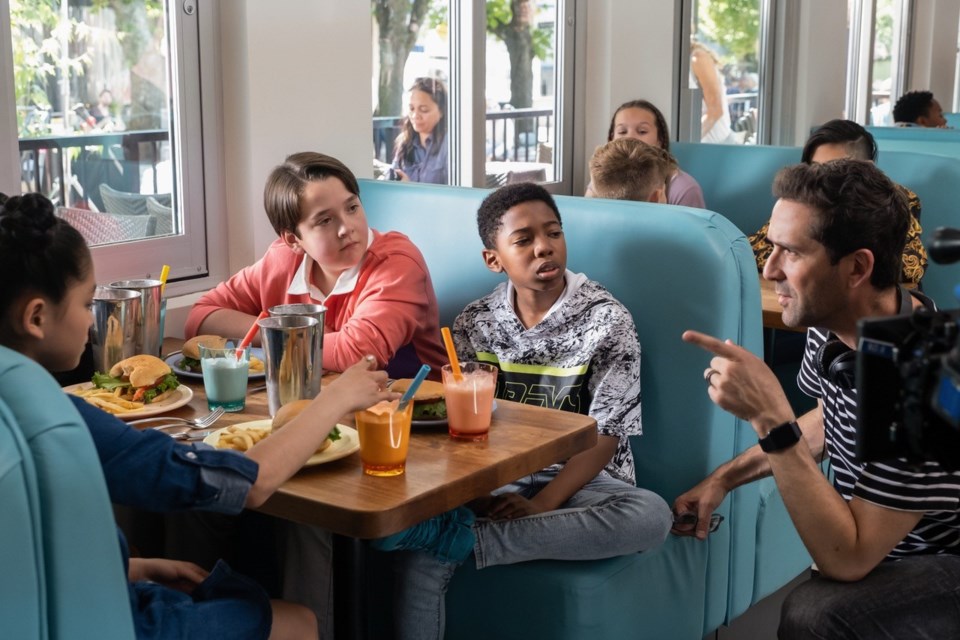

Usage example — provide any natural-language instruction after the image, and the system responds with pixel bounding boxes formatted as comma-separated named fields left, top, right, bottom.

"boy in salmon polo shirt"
left=373, top=182, right=672, bottom=639
left=185, top=151, right=446, bottom=379
left=183, top=152, right=447, bottom=635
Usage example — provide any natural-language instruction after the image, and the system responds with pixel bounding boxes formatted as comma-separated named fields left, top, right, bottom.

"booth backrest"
left=877, top=150, right=960, bottom=307
left=867, top=125, right=960, bottom=159
left=0, top=346, right=134, bottom=639
left=672, top=142, right=802, bottom=235
left=0, top=393, right=44, bottom=639
left=359, top=179, right=763, bottom=504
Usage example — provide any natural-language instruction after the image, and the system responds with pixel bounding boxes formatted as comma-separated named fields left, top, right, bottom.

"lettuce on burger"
left=390, top=378, right=446, bottom=420
left=92, top=354, right=180, bottom=403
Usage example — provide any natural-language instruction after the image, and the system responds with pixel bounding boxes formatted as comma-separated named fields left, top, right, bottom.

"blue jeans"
left=779, top=554, right=960, bottom=639
left=394, top=470, right=672, bottom=640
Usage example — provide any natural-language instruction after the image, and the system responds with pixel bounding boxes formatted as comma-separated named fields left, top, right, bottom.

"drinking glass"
left=200, top=343, right=250, bottom=412
left=442, top=362, right=498, bottom=441
left=355, top=400, right=414, bottom=476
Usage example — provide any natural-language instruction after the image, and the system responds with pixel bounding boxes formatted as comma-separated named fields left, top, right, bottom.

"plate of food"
left=203, top=400, right=359, bottom=467
left=166, top=335, right=266, bottom=380
left=65, top=354, right=193, bottom=420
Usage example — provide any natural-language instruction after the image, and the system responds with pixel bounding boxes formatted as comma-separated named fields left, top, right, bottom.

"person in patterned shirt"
left=749, top=119, right=927, bottom=287
left=374, top=182, right=672, bottom=639
left=676, top=160, right=960, bottom=638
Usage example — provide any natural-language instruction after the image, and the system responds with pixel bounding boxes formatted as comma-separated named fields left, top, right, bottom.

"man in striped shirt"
left=675, top=159, right=960, bottom=638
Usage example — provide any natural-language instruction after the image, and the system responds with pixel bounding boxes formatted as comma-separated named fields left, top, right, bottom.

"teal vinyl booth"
left=0, top=345, right=134, bottom=639
left=664, top=143, right=815, bottom=619
left=867, top=125, right=960, bottom=160
left=360, top=179, right=764, bottom=638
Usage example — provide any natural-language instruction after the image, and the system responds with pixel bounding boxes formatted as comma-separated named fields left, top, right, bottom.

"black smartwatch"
left=758, top=420, right=802, bottom=453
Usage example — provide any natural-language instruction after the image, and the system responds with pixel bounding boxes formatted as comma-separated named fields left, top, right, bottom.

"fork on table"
left=127, top=406, right=226, bottom=430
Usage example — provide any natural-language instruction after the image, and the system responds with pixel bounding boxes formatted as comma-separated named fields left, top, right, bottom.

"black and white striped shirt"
left=799, top=327, right=960, bottom=558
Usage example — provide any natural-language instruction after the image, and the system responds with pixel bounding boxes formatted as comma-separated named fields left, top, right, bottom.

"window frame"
left=0, top=0, right=229, bottom=298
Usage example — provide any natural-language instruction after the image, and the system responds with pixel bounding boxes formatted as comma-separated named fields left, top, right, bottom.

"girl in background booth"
left=0, top=192, right=399, bottom=640
left=390, top=77, right=448, bottom=184
left=585, top=99, right=706, bottom=208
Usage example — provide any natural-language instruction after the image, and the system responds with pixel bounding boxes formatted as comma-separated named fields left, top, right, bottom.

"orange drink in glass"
left=442, top=362, right=497, bottom=441
left=355, top=400, right=414, bottom=476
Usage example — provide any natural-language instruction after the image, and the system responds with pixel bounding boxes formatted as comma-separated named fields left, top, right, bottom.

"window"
left=371, top=0, right=576, bottom=192
left=680, top=0, right=770, bottom=145
left=846, top=0, right=913, bottom=126
left=1, top=0, right=210, bottom=286
left=371, top=0, right=451, bottom=184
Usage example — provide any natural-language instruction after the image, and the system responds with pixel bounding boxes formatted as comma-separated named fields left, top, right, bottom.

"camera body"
left=857, top=307, right=960, bottom=469
left=857, top=227, right=960, bottom=470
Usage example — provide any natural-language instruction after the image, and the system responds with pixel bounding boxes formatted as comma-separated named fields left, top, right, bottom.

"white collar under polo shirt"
left=286, top=228, right=375, bottom=302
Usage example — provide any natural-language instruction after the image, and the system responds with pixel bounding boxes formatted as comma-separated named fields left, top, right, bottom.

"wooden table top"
left=159, top=340, right=598, bottom=538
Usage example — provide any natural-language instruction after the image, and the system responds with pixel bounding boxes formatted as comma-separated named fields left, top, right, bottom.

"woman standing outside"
left=391, top=77, right=448, bottom=184
left=586, top=99, right=706, bottom=208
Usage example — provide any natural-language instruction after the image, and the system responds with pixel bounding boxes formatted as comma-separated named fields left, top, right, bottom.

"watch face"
left=760, top=421, right=802, bottom=452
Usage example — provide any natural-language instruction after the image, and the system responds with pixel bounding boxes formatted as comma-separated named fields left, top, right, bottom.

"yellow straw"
left=158, top=264, right=171, bottom=294
left=440, top=327, right=463, bottom=381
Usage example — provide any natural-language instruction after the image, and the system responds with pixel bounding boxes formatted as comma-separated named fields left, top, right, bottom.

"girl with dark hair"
left=0, top=192, right=397, bottom=639
left=585, top=99, right=706, bottom=208
left=391, top=77, right=448, bottom=184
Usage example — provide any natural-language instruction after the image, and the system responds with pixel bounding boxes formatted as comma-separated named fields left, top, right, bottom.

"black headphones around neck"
left=815, top=284, right=916, bottom=390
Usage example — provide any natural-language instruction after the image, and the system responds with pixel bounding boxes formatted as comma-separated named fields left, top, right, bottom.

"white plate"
left=64, top=382, right=194, bottom=421
left=165, top=347, right=266, bottom=380
left=203, top=419, right=360, bottom=467
left=411, top=400, right=497, bottom=428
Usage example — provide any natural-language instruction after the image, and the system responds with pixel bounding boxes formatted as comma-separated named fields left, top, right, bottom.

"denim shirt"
left=68, top=395, right=258, bottom=513
left=394, top=133, right=449, bottom=184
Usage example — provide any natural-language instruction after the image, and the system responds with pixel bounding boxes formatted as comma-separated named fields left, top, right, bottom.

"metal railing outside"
left=19, top=129, right=170, bottom=207
left=373, top=107, right=554, bottom=164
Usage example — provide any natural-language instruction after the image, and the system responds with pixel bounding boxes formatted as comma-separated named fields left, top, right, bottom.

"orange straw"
left=237, top=310, right=269, bottom=359
left=440, top=327, right=463, bottom=381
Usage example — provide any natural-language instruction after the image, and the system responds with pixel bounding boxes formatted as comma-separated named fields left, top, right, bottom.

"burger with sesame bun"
left=92, top=354, right=180, bottom=403
left=390, top=378, right=446, bottom=420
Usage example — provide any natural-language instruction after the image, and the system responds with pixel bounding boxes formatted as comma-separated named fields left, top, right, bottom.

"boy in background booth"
left=892, top=90, right=948, bottom=128
left=588, top=137, right=673, bottom=203
left=373, top=183, right=672, bottom=639
left=586, top=99, right=706, bottom=208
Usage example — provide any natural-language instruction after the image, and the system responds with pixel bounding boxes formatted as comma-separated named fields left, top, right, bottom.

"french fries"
left=71, top=387, right=145, bottom=414
left=249, top=355, right=265, bottom=373
left=215, top=424, right=272, bottom=452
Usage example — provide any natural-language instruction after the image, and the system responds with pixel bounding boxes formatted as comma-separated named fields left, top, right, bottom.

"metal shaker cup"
left=90, top=286, right=141, bottom=373
left=257, top=315, right=323, bottom=416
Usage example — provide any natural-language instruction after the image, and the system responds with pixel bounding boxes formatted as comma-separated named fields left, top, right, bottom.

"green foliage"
left=697, top=0, right=760, bottom=67
left=11, top=0, right=163, bottom=136
left=486, top=0, right=552, bottom=61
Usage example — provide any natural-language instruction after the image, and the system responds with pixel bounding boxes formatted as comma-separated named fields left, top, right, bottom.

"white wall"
left=218, top=0, right=372, bottom=273
left=909, top=0, right=960, bottom=104
left=789, top=0, right=848, bottom=142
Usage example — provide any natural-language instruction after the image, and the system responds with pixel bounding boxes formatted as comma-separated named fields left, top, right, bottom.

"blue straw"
left=398, top=364, right=431, bottom=411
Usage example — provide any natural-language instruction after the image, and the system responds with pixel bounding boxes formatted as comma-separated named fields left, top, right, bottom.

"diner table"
left=159, top=338, right=599, bottom=538
left=156, top=338, right=599, bottom=638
